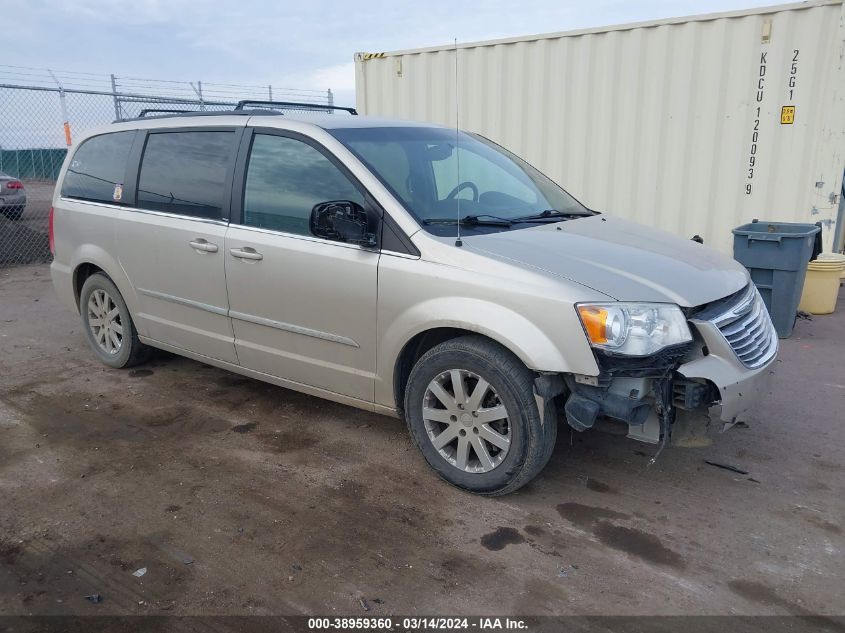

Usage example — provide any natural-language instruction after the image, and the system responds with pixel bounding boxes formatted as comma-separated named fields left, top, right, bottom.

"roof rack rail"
left=115, top=109, right=284, bottom=123
left=234, top=100, right=358, bottom=115
left=138, top=108, right=198, bottom=118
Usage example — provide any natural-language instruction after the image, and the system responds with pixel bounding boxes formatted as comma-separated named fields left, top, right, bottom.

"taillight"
left=48, top=207, right=55, bottom=255
left=5, top=180, right=23, bottom=189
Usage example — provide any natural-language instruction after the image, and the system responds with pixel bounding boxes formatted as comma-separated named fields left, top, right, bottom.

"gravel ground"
left=0, top=264, right=843, bottom=622
left=0, top=181, right=54, bottom=266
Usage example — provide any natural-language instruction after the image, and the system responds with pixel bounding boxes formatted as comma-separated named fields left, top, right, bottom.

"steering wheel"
left=445, top=181, right=479, bottom=202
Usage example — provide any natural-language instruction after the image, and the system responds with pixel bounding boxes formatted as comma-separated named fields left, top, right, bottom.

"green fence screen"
left=0, top=148, right=67, bottom=181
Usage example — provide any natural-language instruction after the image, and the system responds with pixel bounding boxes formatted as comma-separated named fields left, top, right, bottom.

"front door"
left=224, top=131, right=379, bottom=402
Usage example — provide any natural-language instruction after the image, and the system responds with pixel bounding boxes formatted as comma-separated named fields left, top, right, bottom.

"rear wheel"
left=79, top=273, right=151, bottom=368
left=404, top=336, right=557, bottom=495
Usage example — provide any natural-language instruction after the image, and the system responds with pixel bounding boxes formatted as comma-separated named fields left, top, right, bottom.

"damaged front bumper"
left=561, top=285, right=778, bottom=445
left=676, top=317, right=776, bottom=424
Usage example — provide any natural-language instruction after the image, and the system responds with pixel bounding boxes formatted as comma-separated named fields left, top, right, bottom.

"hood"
left=464, top=215, right=748, bottom=307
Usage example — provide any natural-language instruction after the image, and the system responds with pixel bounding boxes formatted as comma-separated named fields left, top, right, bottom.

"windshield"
left=328, top=126, right=588, bottom=234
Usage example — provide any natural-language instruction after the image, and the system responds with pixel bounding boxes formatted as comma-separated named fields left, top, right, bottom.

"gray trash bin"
left=732, top=219, right=821, bottom=338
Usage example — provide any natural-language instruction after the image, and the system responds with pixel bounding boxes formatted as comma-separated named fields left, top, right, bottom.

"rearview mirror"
left=310, top=200, right=377, bottom=247
left=425, top=143, right=454, bottom=161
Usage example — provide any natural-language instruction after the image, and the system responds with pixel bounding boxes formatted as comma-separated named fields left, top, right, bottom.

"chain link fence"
left=0, top=66, right=334, bottom=267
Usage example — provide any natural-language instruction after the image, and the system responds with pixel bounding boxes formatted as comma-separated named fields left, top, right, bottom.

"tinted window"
left=242, top=134, right=365, bottom=236
left=137, top=131, right=234, bottom=219
left=62, top=131, right=135, bottom=203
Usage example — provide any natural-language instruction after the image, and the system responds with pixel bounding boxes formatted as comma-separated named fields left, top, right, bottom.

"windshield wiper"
left=510, top=208, right=596, bottom=222
left=423, top=209, right=596, bottom=228
left=423, top=214, right=513, bottom=227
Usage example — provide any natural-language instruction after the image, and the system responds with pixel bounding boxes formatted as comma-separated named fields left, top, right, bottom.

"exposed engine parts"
left=561, top=344, right=720, bottom=461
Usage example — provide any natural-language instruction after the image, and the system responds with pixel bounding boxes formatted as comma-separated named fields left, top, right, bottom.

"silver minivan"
left=50, top=105, right=777, bottom=495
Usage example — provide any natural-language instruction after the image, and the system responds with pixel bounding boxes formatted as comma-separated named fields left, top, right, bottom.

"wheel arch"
left=393, top=327, right=481, bottom=417
left=384, top=297, right=586, bottom=414
left=73, top=262, right=107, bottom=310
left=69, top=244, right=140, bottom=322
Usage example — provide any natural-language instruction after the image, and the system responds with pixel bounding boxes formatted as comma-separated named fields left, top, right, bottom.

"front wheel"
left=79, top=273, right=151, bottom=368
left=404, top=336, right=557, bottom=495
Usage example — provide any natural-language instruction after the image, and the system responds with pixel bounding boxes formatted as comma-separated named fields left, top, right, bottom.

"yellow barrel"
left=798, top=255, right=845, bottom=314
left=817, top=252, right=845, bottom=279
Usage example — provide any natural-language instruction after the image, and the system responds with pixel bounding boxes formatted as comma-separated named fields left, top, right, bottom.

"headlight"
left=576, top=303, right=692, bottom=356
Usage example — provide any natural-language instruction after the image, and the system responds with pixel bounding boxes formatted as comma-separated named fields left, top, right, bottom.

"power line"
left=0, top=65, right=328, bottom=100
left=0, top=63, right=109, bottom=78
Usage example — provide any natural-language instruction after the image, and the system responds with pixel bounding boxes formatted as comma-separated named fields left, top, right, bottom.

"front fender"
left=376, top=296, right=599, bottom=409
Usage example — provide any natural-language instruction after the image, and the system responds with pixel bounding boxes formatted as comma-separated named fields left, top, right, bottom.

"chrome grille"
left=706, top=285, right=779, bottom=369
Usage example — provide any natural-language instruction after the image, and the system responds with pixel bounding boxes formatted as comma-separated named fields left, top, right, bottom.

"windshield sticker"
left=113, top=183, right=123, bottom=202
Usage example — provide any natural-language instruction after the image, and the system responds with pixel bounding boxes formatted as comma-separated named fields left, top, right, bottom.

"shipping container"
left=355, top=1, right=845, bottom=254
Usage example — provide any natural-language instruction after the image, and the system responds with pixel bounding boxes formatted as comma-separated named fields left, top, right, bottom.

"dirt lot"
left=0, top=264, right=843, bottom=621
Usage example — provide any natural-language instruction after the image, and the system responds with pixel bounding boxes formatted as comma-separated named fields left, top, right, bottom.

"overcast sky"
left=4, top=0, right=791, bottom=107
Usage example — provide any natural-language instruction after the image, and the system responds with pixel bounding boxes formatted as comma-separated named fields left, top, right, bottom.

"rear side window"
left=137, top=131, right=234, bottom=219
left=61, top=131, right=135, bottom=203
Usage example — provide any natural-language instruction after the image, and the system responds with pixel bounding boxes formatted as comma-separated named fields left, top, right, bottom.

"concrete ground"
left=0, top=264, right=843, bottom=618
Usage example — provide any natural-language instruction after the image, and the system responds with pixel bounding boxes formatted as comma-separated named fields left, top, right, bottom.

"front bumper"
left=562, top=284, right=778, bottom=441
left=678, top=318, right=777, bottom=422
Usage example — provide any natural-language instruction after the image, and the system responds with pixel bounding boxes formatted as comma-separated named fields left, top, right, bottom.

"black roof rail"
left=115, top=109, right=284, bottom=123
left=138, top=108, right=198, bottom=118
left=234, top=100, right=358, bottom=115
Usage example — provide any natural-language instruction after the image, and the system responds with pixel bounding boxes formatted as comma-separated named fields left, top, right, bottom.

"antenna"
left=454, top=38, right=462, bottom=247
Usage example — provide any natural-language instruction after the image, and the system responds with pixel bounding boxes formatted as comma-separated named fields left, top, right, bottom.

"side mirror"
left=310, top=200, right=377, bottom=247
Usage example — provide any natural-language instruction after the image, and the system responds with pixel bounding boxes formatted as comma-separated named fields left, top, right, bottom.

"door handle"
left=189, top=239, right=218, bottom=253
left=229, top=247, right=263, bottom=261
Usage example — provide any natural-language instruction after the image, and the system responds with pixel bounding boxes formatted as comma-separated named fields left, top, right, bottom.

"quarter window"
left=137, top=131, right=234, bottom=219
left=242, top=134, right=365, bottom=236
left=61, top=131, right=136, bottom=204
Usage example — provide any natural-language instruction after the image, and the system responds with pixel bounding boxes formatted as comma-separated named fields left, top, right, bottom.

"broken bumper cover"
left=678, top=319, right=777, bottom=422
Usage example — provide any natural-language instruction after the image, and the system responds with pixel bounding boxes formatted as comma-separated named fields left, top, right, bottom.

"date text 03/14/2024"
left=307, top=617, right=530, bottom=630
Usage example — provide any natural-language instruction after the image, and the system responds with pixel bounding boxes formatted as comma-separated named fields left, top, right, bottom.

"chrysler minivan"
left=50, top=105, right=777, bottom=495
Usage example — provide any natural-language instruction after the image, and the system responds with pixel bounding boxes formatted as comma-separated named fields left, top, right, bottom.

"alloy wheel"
left=87, top=289, right=123, bottom=355
left=422, top=369, right=511, bottom=473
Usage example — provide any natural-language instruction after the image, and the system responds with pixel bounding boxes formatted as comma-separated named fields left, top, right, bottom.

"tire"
left=79, top=273, right=151, bottom=368
left=404, top=335, right=557, bottom=495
